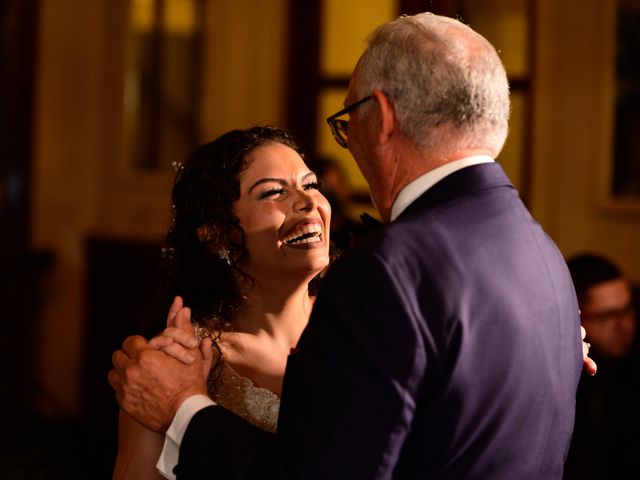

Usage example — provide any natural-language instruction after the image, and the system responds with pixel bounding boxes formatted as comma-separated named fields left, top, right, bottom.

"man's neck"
left=375, top=147, right=495, bottom=222
left=389, top=155, right=494, bottom=221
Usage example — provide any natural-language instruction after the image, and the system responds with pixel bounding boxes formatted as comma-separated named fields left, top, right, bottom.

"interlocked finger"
left=158, top=342, right=196, bottom=365
left=155, top=326, right=198, bottom=348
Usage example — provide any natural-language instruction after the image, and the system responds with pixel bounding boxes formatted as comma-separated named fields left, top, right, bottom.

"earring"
left=218, top=248, right=231, bottom=265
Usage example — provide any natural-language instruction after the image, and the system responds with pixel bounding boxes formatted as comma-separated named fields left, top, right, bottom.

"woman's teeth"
left=284, top=224, right=322, bottom=245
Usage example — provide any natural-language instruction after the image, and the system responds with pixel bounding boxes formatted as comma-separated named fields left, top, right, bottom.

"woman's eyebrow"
left=248, top=178, right=286, bottom=194
left=301, top=172, right=316, bottom=182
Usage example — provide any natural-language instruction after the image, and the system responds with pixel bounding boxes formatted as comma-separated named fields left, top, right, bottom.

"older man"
left=111, top=13, right=583, bottom=479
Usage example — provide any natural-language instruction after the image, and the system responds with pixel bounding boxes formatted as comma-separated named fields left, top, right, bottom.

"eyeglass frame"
left=325, top=95, right=373, bottom=148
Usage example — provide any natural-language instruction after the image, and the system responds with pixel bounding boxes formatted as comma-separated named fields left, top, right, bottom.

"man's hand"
left=108, top=307, right=210, bottom=433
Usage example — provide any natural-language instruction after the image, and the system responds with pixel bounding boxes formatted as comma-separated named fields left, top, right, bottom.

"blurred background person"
left=564, top=253, right=640, bottom=479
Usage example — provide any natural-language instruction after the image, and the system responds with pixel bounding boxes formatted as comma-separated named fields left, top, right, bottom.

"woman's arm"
left=113, top=409, right=166, bottom=480
left=113, top=299, right=212, bottom=480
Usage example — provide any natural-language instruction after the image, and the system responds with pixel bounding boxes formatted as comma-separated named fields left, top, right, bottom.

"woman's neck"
left=233, top=274, right=314, bottom=350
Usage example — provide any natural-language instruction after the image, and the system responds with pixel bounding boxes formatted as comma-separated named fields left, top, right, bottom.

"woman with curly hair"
left=113, top=126, right=331, bottom=479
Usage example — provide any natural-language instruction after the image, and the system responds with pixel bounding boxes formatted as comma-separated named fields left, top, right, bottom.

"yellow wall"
left=200, top=0, right=289, bottom=137
left=29, top=0, right=640, bottom=416
left=531, top=0, right=640, bottom=283
left=317, top=0, right=395, bottom=218
left=31, top=0, right=108, bottom=415
left=31, top=0, right=289, bottom=415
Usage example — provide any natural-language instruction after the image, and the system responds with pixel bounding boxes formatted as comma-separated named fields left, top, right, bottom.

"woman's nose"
left=293, top=189, right=318, bottom=212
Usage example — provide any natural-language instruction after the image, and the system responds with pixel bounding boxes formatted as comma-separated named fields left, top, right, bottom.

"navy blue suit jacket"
left=176, top=163, right=582, bottom=479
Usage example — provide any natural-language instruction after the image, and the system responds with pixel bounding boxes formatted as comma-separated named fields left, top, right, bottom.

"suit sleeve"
left=276, top=251, right=426, bottom=479
left=176, top=252, right=426, bottom=479
left=176, top=405, right=285, bottom=479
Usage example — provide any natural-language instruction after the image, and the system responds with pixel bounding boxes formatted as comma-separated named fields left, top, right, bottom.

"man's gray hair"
left=355, top=13, right=510, bottom=154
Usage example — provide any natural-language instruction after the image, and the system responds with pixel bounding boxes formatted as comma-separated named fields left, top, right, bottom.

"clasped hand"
left=108, top=297, right=214, bottom=433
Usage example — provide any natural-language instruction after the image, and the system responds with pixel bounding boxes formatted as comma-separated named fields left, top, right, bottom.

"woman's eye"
left=303, top=181, right=320, bottom=191
left=259, top=187, right=286, bottom=199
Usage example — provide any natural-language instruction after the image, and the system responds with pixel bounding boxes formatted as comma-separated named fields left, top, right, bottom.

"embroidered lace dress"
left=208, top=362, right=280, bottom=433
left=194, top=322, right=280, bottom=433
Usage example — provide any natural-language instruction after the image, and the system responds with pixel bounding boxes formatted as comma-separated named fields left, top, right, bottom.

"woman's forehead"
left=241, top=144, right=312, bottom=180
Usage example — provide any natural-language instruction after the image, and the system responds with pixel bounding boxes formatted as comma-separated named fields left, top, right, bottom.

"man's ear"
left=371, top=89, right=395, bottom=145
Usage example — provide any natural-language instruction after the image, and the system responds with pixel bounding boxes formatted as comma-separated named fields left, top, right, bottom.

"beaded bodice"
left=194, top=322, right=280, bottom=433
left=208, top=362, right=280, bottom=433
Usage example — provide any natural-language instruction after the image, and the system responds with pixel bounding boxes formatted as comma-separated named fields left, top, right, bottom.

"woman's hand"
left=149, top=296, right=214, bottom=382
left=581, top=325, right=597, bottom=376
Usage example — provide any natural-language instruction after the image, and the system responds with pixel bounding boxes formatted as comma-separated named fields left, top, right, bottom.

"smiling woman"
left=112, top=126, right=332, bottom=480
left=234, top=142, right=331, bottom=283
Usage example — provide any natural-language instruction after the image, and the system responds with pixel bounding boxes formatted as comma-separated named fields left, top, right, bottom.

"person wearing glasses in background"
left=110, top=12, right=591, bottom=479
left=563, top=253, right=639, bottom=480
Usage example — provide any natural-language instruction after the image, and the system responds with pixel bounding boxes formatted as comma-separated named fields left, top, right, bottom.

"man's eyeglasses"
left=326, top=95, right=372, bottom=148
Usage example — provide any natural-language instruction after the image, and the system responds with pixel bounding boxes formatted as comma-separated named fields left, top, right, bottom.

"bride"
left=113, top=126, right=332, bottom=479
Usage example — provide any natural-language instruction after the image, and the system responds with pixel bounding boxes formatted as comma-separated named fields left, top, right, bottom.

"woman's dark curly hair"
left=164, top=126, right=303, bottom=331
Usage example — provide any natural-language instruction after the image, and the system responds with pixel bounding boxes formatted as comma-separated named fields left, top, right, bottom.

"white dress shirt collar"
left=390, top=155, right=494, bottom=222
